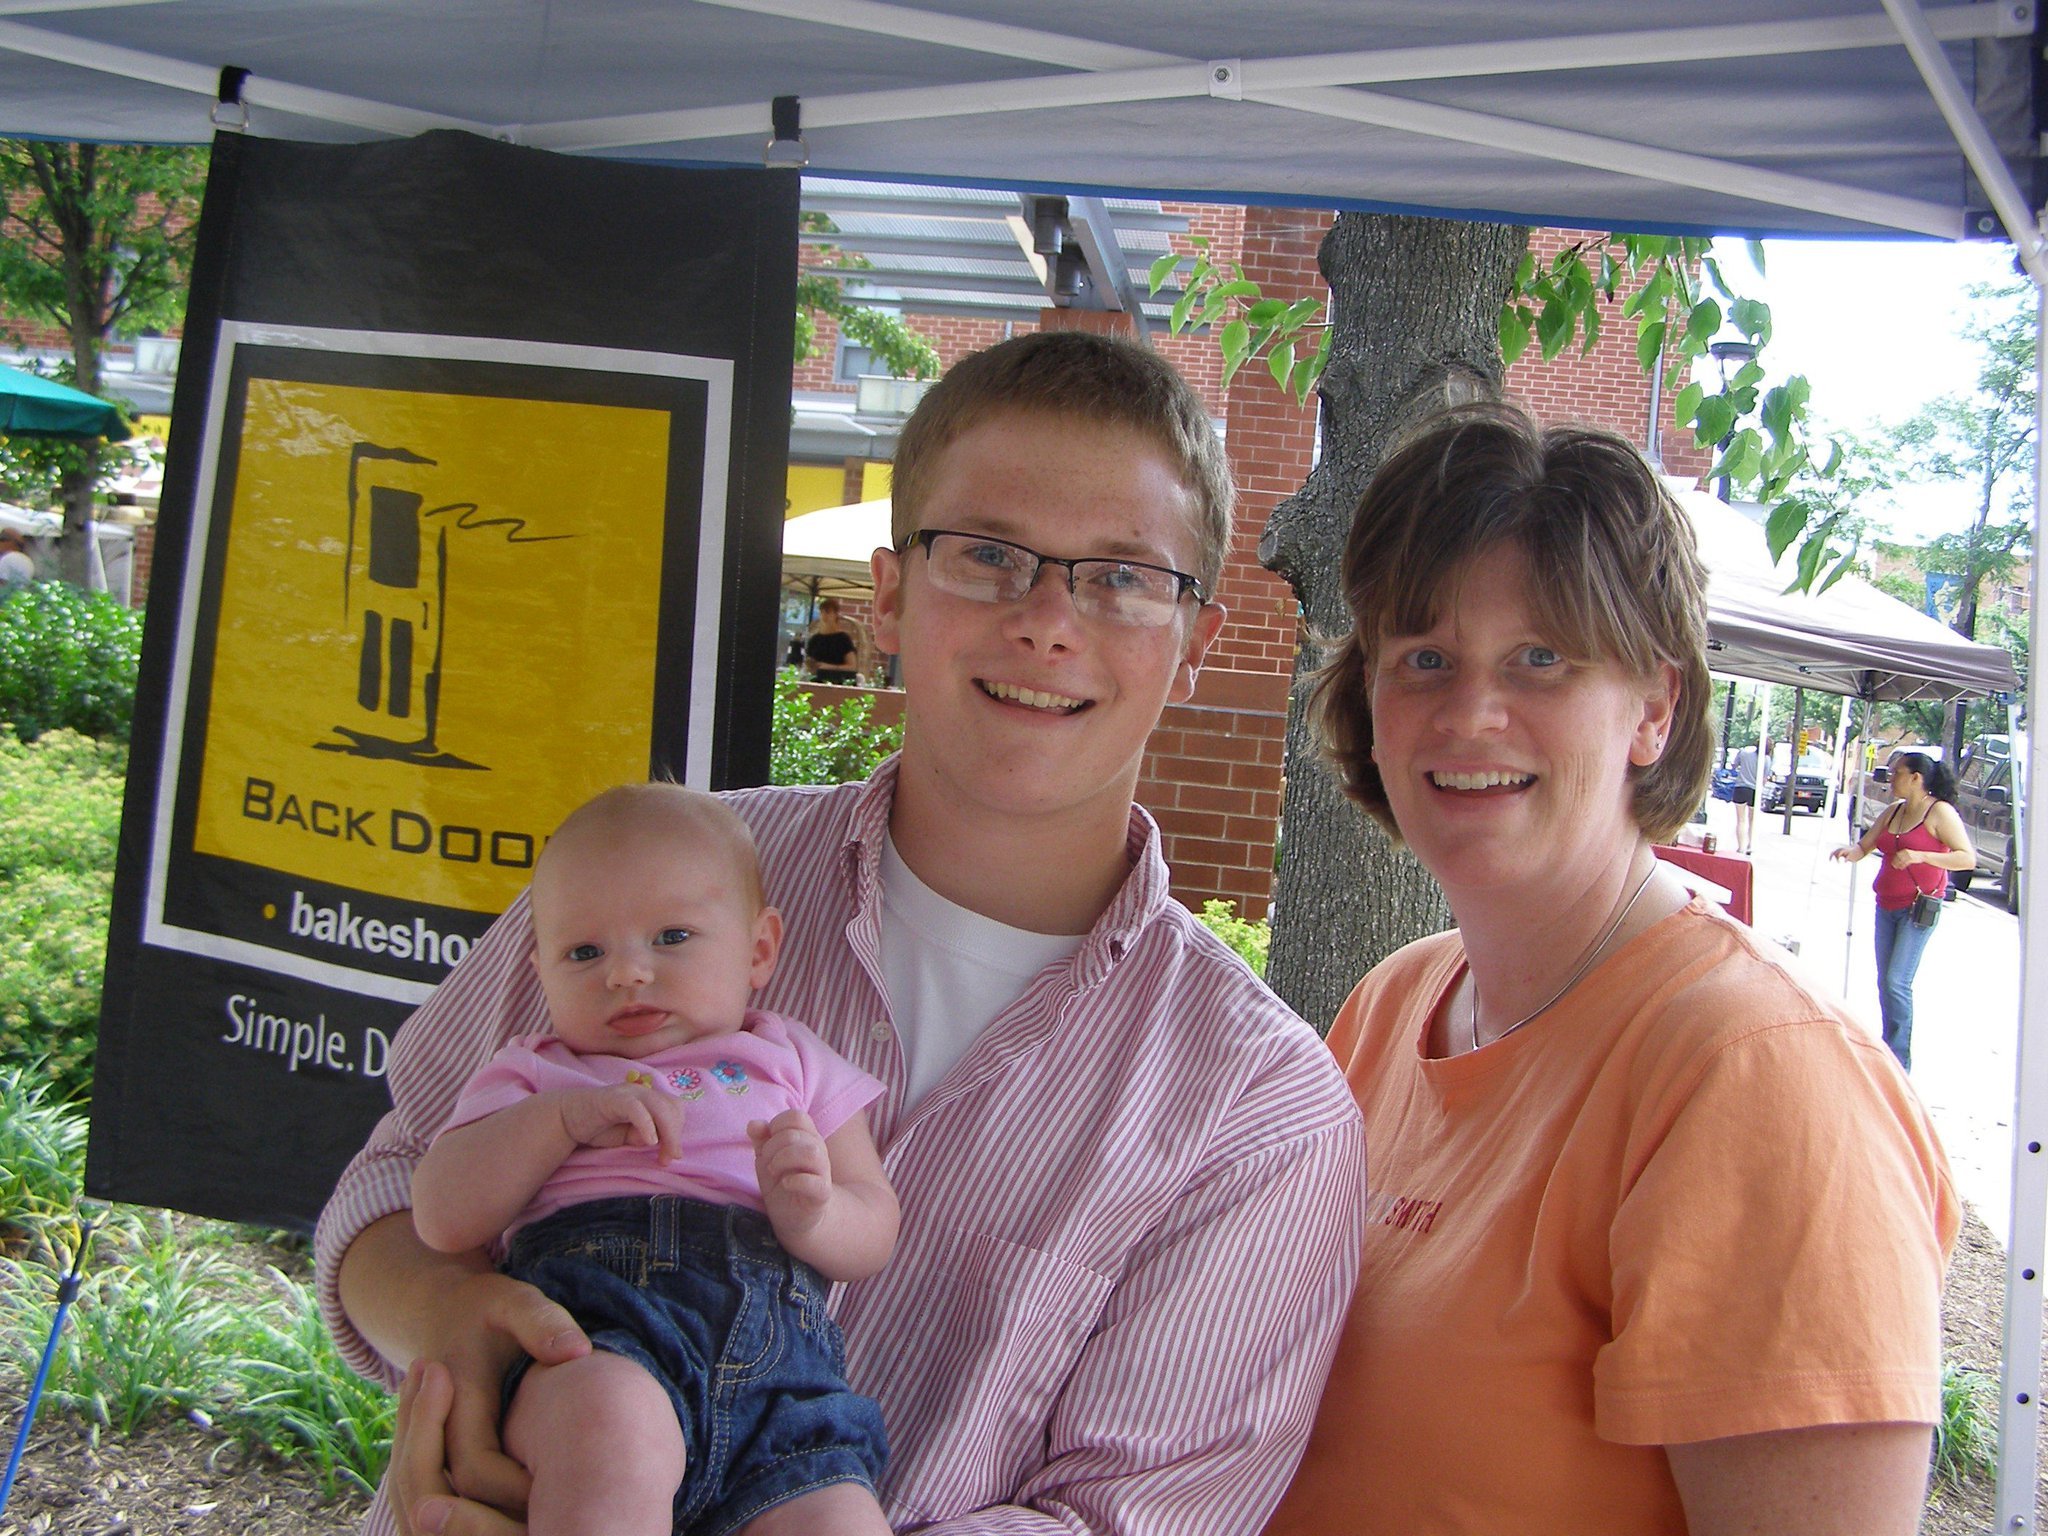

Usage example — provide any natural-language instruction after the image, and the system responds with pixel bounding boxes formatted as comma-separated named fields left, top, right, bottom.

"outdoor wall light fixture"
left=1029, top=196, right=1069, bottom=257
left=1707, top=336, right=1759, bottom=371
left=1053, top=245, right=1091, bottom=299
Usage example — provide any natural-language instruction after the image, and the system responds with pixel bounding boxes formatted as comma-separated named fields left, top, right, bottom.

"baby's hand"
left=749, top=1110, right=832, bottom=1234
left=555, top=1083, right=684, bottom=1161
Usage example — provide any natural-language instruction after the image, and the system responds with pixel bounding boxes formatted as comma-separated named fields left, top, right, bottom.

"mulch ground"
left=0, top=1206, right=2039, bottom=1534
left=1922, top=1204, right=2047, bottom=1536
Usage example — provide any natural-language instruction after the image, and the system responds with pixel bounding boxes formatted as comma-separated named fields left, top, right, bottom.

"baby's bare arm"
left=414, top=1087, right=683, bottom=1253
left=749, top=1109, right=898, bottom=1281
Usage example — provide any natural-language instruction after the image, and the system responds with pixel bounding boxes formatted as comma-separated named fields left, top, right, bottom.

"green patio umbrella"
left=0, top=364, right=130, bottom=441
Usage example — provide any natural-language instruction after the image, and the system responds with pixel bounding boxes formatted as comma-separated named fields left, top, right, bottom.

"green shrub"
left=0, top=725, right=126, bottom=878
left=769, top=669, right=902, bottom=786
left=1, top=1215, right=244, bottom=1435
left=0, top=1060, right=88, bottom=1260
left=0, top=729, right=124, bottom=1101
left=222, top=1272, right=394, bottom=1499
left=0, top=1197, right=391, bottom=1499
left=0, top=580, right=144, bottom=743
left=1197, top=898, right=1270, bottom=977
left=1933, top=1360, right=1996, bottom=1491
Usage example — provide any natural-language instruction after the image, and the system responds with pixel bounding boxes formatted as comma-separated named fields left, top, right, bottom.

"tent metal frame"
left=0, top=3, right=2027, bottom=233
left=4, top=0, right=2047, bottom=1520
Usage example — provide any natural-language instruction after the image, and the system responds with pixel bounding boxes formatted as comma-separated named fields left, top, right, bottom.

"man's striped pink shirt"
left=315, top=765, right=1365, bottom=1534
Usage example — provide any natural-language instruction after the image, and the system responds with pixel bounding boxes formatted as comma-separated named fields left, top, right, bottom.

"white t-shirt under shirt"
left=878, top=834, right=1084, bottom=1111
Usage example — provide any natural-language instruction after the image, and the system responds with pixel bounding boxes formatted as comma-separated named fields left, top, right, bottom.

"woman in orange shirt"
left=1266, top=401, right=1956, bottom=1536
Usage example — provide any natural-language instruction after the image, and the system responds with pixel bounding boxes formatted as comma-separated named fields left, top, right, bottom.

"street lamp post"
left=1707, top=336, right=1759, bottom=504
left=1709, top=337, right=1760, bottom=770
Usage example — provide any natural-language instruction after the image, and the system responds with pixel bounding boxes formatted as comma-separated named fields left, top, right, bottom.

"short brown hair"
left=1311, top=400, right=1713, bottom=843
left=889, top=330, right=1234, bottom=593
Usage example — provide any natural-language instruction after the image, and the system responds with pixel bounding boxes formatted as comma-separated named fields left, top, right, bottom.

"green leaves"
left=0, top=580, right=143, bottom=743
left=769, top=671, right=902, bottom=785
left=1499, top=303, right=1533, bottom=364
left=795, top=257, right=941, bottom=378
left=1163, top=221, right=1840, bottom=588
left=0, top=727, right=125, bottom=1105
left=1507, top=236, right=1850, bottom=590
left=1693, top=393, right=1738, bottom=447
left=0, top=142, right=206, bottom=393
left=1196, top=898, right=1269, bottom=976
left=1149, top=241, right=1329, bottom=403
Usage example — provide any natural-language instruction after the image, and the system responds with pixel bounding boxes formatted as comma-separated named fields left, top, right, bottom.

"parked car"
left=1853, top=737, right=2021, bottom=912
left=1762, top=745, right=1831, bottom=815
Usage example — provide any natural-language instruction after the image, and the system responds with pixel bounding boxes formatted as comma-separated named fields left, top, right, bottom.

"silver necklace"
left=1467, top=861, right=1659, bottom=1053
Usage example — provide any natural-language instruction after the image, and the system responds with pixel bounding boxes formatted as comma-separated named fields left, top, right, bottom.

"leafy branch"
left=1152, top=229, right=1855, bottom=592
left=1149, top=235, right=1327, bottom=404
left=795, top=215, right=940, bottom=381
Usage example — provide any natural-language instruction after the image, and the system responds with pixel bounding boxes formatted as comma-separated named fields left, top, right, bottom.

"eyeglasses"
left=900, top=529, right=1209, bottom=628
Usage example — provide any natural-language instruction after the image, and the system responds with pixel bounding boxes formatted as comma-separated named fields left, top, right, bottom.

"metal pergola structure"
left=801, top=177, right=1187, bottom=327
left=2, top=1, right=2046, bottom=1521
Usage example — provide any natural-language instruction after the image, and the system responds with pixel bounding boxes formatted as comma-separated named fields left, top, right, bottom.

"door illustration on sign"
left=322, top=441, right=487, bottom=768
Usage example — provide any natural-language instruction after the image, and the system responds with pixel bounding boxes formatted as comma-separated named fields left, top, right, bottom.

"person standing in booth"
left=1831, top=750, right=1974, bottom=1072
left=803, top=597, right=868, bottom=684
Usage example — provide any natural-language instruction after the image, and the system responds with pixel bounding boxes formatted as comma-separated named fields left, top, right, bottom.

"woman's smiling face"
left=1367, top=540, right=1679, bottom=900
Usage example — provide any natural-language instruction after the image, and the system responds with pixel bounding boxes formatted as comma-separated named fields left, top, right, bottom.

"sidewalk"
left=1698, top=793, right=2022, bottom=1244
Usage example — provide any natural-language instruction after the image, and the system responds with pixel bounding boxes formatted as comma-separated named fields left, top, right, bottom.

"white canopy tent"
left=4, top=1, right=2046, bottom=1515
left=1684, top=490, right=2023, bottom=702
left=780, top=495, right=890, bottom=597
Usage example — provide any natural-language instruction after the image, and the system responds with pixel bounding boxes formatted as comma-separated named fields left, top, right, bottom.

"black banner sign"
left=87, top=130, right=798, bottom=1228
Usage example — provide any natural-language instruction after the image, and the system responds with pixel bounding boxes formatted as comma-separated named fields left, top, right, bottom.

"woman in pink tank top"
left=1830, top=750, right=1974, bottom=1069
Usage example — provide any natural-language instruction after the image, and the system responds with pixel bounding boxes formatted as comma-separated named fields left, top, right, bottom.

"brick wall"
left=0, top=317, right=70, bottom=350
left=1136, top=668, right=1288, bottom=919
left=1115, top=205, right=1327, bottom=920
left=798, top=669, right=1287, bottom=921
left=131, top=520, right=154, bottom=602
left=1211, top=205, right=1328, bottom=681
left=1505, top=228, right=1714, bottom=483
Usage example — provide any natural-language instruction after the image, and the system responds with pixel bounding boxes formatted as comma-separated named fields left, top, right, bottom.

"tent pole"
left=1843, top=694, right=1869, bottom=998
left=1992, top=251, right=2048, bottom=1532
left=1880, top=0, right=2048, bottom=282
left=1825, top=688, right=1852, bottom=821
left=1879, top=8, right=2048, bottom=1512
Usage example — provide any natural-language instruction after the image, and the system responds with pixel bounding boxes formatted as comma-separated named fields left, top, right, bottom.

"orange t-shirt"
left=1267, top=900, right=1957, bottom=1536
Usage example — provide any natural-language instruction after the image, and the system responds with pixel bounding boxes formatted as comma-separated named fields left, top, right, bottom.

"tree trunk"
left=1261, top=212, right=1528, bottom=1032
left=53, top=292, right=105, bottom=588
left=49, top=144, right=108, bottom=589
left=54, top=454, right=98, bottom=587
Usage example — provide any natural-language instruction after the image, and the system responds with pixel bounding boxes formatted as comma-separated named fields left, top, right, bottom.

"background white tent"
left=1683, top=490, right=2022, bottom=702
left=779, top=495, right=890, bottom=598
left=2, top=1, right=2045, bottom=1516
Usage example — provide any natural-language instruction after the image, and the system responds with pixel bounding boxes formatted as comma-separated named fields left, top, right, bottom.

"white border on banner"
left=142, top=321, right=736, bottom=1005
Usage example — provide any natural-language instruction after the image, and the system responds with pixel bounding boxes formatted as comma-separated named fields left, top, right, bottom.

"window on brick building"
left=834, top=340, right=878, bottom=383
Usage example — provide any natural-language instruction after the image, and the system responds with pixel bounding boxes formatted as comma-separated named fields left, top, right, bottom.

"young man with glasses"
left=317, top=330, right=1365, bottom=1536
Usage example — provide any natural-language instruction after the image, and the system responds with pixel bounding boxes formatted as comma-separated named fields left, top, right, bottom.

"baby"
left=412, top=783, right=897, bottom=1536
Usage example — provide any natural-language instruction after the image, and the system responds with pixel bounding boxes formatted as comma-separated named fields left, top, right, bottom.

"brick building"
left=796, top=206, right=1717, bottom=918
left=7, top=189, right=1715, bottom=919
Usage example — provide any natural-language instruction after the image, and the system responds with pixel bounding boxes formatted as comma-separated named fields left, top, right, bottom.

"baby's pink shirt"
left=438, top=1008, right=884, bottom=1243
